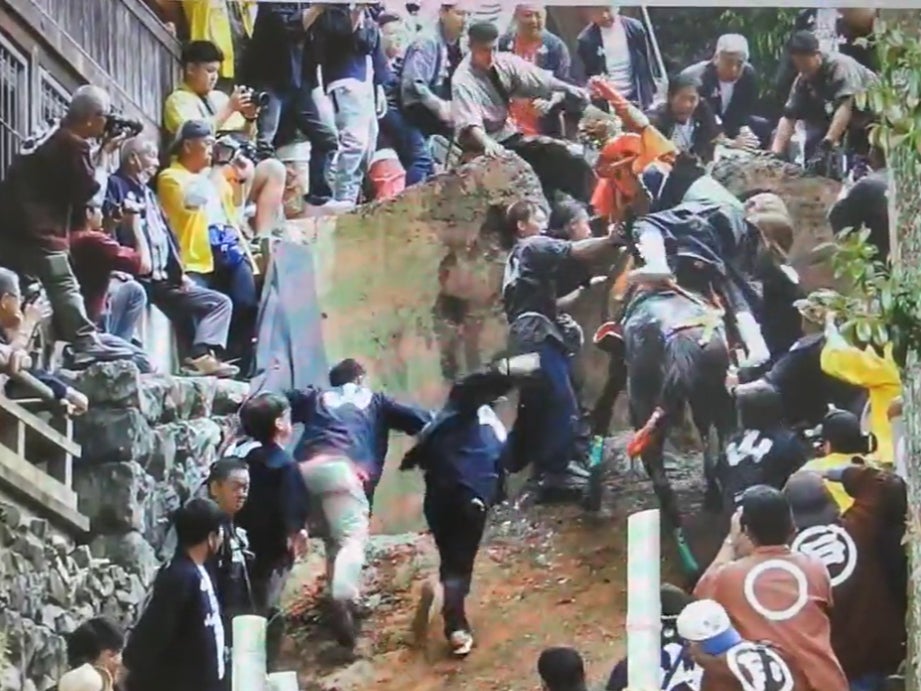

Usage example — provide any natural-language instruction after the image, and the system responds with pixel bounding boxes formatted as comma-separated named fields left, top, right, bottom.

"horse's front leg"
left=590, top=352, right=627, bottom=437
left=640, top=435, right=701, bottom=577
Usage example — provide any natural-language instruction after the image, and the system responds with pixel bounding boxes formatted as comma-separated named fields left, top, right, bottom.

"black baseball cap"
left=821, top=409, right=873, bottom=455
left=170, top=118, right=214, bottom=153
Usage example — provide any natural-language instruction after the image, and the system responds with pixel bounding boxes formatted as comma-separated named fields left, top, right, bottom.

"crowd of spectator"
left=0, top=3, right=906, bottom=691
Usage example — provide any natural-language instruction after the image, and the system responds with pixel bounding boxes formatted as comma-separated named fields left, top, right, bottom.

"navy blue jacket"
left=401, top=370, right=511, bottom=505
left=123, top=554, right=225, bottom=691
left=311, top=6, right=387, bottom=88
left=576, top=17, right=655, bottom=109
left=287, top=387, right=356, bottom=462
left=104, top=171, right=184, bottom=285
left=317, top=383, right=430, bottom=484
left=235, top=443, right=310, bottom=568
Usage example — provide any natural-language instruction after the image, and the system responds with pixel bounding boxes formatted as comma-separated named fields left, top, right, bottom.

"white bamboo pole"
left=267, top=671, right=299, bottom=691
left=626, top=509, right=662, bottom=691
left=232, top=615, right=268, bottom=691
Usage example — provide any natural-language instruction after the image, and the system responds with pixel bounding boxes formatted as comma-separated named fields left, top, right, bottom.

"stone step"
left=62, top=360, right=248, bottom=426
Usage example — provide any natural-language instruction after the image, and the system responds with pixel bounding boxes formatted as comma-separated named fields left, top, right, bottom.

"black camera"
left=241, top=87, right=270, bottom=108
left=104, top=111, right=144, bottom=138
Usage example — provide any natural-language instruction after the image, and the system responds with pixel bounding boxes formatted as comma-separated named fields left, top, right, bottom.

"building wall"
left=0, top=489, right=144, bottom=691
left=0, top=0, right=179, bottom=175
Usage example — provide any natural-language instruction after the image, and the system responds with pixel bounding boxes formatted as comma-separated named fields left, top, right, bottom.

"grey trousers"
left=148, top=280, right=233, bottom=351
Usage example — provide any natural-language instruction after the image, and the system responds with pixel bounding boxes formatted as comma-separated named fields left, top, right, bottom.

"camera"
left=240, top=86, right=270, bottom=108
left=104, top=111, right=144, bottom=138
left=213, top=133, right=272, bottom=164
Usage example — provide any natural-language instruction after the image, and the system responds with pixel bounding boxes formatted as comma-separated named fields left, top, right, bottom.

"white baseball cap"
left=676, top=599, right=732, bottom=642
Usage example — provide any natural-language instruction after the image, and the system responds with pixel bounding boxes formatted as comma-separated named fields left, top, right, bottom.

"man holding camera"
left=164, top=40, right=287, bottom=237
left=0, top=85, right=133, bottom=366
left=158, top=120, right=259, bottom=376
left=106, top=137, right=239, bottom=378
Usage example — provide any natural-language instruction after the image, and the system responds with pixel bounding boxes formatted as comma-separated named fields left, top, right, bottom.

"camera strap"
left=198, top=93, right=218, bottom=117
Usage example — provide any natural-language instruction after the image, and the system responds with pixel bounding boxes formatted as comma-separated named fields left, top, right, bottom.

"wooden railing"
left=0, top=383, right=87, bottom=532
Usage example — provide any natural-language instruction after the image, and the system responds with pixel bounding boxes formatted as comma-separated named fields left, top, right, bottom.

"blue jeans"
left=103, top=277, right=147, bottom=342
left=504, top=340, right=578, bottom=476
left=850, top=674, right=886, bottom=691
left=258, top=85, right=337, bottom=204
left=329, top=83, right=378, bottom=204
left=379, top=108, right=433, bottom=186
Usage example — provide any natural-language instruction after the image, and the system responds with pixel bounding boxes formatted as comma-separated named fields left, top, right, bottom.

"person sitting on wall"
left=164, top=40, right=287, bottom=237
left=69, top=201, right=153, bottom=374
left=0, top=267, right=88, bottom=415
left=106, top=137, right=239, bottom=378
left=0, top=85, right=132, bottom=366
left=451, top=21, right=594, bottom=204
left=157, top=120, right=260, bottom=377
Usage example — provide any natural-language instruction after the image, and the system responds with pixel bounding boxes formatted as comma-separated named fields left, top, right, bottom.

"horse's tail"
left=662, top=332, right=702, bottom=416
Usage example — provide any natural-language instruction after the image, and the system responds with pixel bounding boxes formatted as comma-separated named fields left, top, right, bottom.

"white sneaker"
left=320, top=200, right=356, bottom=214
left=449, top=630, right=474, bottom=657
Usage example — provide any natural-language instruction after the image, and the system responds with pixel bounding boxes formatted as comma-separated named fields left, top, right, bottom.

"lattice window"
left=38, top=69, right=70, bottom=129
left=0, top=34, right=28, bottom=178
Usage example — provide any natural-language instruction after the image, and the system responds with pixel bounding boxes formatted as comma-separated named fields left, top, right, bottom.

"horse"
left=619, top=281, right=735, bottom=575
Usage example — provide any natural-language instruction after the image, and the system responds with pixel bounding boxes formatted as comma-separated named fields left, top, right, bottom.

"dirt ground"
left=280, top=433, right=724, bottom=691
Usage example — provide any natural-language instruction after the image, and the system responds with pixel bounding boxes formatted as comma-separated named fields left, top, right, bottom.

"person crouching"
left=401, top=353, right=540, bottom=656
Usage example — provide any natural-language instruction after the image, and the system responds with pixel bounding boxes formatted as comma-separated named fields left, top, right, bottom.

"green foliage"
left=854, top=19, right=921, bottom=154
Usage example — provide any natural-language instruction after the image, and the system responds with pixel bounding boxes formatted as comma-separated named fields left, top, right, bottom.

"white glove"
left=496, top=353, right=541, bottom=377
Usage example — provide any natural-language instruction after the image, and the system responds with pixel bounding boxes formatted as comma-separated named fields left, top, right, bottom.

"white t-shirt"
left=197, top=564, right=226, bottom=681
left=601, top=20, right=634, bottom=98
left=671, top=121, right=695, bottom=151
left=718, top=79, right=736, bottom=114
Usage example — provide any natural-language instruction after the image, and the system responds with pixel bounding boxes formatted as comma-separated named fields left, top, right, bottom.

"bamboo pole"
left=626, top=509, right=662, bottom=691
left=232, top=615, right=267, bottom=691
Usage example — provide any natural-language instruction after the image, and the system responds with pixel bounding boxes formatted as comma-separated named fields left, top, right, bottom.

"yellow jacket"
left=163, top=83, right=254, bottom=138
left=820, top=335, right=901, bottom=465
left=801, top=452, right=871, bottom=512
left=182, top=0, right=255, bottom=80
left=157, top=161, right=239, bottom=274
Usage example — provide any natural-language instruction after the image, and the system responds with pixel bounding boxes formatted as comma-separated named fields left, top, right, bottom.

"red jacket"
left=70, top=230, right=141, bottom=322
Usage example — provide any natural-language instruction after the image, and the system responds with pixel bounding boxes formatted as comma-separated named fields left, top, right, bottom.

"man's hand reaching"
left=482, top=137, right=506, bottom=158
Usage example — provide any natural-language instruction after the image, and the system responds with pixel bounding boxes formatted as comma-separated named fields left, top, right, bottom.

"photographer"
left=164, top=40, right=287, bottom=237
left=106, top=137, right=239, bottom=378
left=158, top=121, right=259, bottom=376
left=0, top=85, right=132, bottom=367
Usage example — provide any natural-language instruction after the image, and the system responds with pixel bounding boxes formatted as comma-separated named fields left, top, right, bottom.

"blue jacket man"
left=401, top=353, right=539, bottom=657
left=322, top=358, right=431, bottom=505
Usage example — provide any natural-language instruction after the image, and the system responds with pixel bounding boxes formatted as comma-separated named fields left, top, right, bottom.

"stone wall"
left=0, top=363, right=247, bottom=691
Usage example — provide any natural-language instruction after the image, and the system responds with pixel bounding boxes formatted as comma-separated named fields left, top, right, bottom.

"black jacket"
left=123, top=553, right=225, bottom=691
left=681, top=60, right=760, bottom=138
left=646, top=99, right=722, bottom=164
left=576, top=17, right=655, bottom=109
left=242, top=2, right=312, bottom=91
left=829, top=168, right=889, bottom=261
